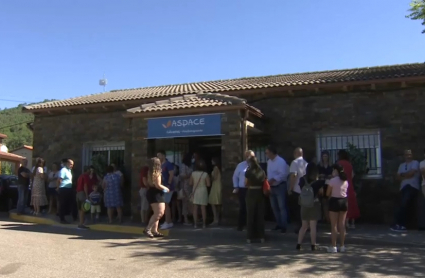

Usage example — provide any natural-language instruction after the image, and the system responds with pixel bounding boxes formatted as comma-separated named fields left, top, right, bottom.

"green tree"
left=407, top=0, right=425, bottom=33
left=346, top=143, right=368, bottom=192
left=0, top=100, right=55, bottom=150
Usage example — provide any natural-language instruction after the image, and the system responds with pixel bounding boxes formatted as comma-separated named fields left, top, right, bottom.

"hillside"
left=0, top=104, right=34, bottom=150
left=0, top=100, right=54, bottom=150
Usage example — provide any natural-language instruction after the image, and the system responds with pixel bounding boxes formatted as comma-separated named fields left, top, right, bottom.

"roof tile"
left=24, top=63, right=425, bottom=110
left=127, top=93, right=248, bottom=114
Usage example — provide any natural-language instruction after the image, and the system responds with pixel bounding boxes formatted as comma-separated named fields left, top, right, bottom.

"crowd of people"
left=14, top=146, right=425, bottom=250
left=140, top=150, right=222, bottom=237
left=16, top=157, right=125, bottom=229
left=231, top=146, right=358, bottom=252
left=233, top=146, right=425, bottom=252
left=136, top=146, right=358, bottom=252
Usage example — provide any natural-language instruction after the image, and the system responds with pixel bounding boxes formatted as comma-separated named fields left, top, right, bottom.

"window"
left=252, top=146, right=267, bottom=163
left=82, top=142, right=125, bottom=172
left=316, top=130, right=381, bottom=178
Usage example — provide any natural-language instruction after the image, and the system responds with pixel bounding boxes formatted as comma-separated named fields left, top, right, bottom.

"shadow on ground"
left=0, top=221, right=137, bottom=240
left=106, top=230, right=425, bottom=277
left=2, top=220, right=425, bottom=277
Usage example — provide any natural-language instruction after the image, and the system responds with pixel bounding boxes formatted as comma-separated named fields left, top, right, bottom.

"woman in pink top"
left=326, top=163, right=349, bottom=253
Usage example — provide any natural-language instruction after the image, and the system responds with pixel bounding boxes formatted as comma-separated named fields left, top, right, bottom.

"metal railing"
left=316, top=133, right=381, bottom=176
left=82, top=143, right=125, bottom=171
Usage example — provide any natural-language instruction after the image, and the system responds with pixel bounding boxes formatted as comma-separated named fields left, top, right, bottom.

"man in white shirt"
left=232, top=150, right=255, bottom=231
left=266, top=145, right=289, bottom=233
left=391, top=149, right=420, bottom=232
left=288, top=148, right=308, bottom=233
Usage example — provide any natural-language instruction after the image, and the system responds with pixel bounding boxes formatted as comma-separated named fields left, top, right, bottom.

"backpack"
left=299, top=177, right=315, bottom=208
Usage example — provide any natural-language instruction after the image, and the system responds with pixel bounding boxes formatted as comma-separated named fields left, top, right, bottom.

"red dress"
left=338, top=160, right=360, bottom=219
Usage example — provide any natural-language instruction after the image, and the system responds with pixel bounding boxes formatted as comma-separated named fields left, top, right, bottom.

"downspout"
left=241, top=109, right=249, bottom=156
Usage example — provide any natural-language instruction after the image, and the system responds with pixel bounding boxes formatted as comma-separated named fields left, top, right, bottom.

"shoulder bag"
left=189, top=172, right=204, bottom=203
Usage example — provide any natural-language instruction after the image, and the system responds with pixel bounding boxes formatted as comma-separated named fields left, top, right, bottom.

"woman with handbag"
left=244, top=156, right=266, bottom=244
left=189, top=159, right=211, bottom=229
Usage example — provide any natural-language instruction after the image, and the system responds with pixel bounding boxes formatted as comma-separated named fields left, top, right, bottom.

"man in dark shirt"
left=17, top=159, right=31, bottom=215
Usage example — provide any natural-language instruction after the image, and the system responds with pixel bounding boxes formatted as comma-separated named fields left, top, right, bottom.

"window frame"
left=315, top=129, right=382, bottom=179
left=82, top=141, right=125, bottom=172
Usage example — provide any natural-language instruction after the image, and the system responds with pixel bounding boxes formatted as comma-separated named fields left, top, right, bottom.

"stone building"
left=10, top=145, right=33, bottom=170
left=23, top=63, right=425, bottom=224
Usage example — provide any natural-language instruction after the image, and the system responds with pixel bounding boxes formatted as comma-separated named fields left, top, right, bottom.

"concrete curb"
left=9, top=212, right=170, bottom=236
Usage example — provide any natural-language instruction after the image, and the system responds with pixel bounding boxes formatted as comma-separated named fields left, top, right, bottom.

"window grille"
left=316, top=131, right=382, bottom=178
left=82, top=142, right=125, bottom=172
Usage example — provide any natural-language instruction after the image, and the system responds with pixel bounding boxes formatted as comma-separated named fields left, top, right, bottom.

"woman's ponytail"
left=332, top=163, right=347, bottom=181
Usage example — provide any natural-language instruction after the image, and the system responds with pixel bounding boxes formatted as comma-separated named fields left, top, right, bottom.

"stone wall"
left=33, top=111, right=133, bottom=213
left=130, top=117, right=148, bottom=216
left=247, top=86, right=425, bottom=225
left=220, top=111, right=243, bottom=222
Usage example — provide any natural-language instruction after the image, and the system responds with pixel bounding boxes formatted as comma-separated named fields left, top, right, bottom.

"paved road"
left=0, top=220, right=424, bottom=278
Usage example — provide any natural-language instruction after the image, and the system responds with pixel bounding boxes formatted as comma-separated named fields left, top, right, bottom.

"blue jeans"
left=269, top=182, right=287, bottom=229
left=395, top=185, right=418, bottom=227
left=17, top=185, right=28, bottom=213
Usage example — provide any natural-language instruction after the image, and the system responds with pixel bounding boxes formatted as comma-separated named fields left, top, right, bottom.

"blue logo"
left=147, top=114, right=222, bottom=139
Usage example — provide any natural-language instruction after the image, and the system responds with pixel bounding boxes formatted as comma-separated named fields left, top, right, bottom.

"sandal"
left=153, top=232, right=164, bottom=238
left=143, top=230, right=154, bottom=238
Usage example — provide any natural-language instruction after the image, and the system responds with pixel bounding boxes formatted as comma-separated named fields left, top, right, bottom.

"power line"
left=0, top=121, right=33, bottom=130
left=0, top=99, right=28, bottom=103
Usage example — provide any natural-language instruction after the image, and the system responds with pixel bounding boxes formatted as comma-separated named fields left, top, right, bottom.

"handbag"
left=189, top=172, right=204, bottom=203
left=263, top=178, right=271, bottom=196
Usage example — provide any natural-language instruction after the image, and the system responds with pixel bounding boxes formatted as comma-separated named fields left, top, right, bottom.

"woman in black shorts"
left=144, top=157, right=170, bottom=238
left=325, top=163, right=349, bottom=253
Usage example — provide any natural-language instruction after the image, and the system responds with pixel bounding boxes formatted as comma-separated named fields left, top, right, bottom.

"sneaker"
left=160, top=222, right=173, bottom=230
left=77, top=225, right=90, bottom=230
left=60, top=220, right=70, bottom=225
left=391, top=225, right=407, bottom=232
left=339, top=246, right=347, bottom=253
left=296, top=244, right=302, bottom=251
left=327, top=246, right=337, bottom=253
left=311, top=245, right=318, bottom=251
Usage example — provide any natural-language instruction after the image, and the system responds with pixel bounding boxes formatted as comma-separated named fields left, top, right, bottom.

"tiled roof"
left=126, top=93, right=249, bottom=114
left=10, top=145, right=33, bottom=152
left=24, top=63, right=425, bottom=111
left=0, top=151, right=25, bottom=162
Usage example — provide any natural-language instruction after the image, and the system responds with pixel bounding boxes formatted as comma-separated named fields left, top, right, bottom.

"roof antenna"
left=99, top=73, right=108, bottom=92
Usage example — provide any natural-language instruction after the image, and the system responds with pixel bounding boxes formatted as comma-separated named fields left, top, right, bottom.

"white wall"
left=10, top=148, right=33, bottom=169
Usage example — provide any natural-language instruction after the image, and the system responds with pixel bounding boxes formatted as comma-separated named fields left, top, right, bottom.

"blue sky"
left=0, top=0, right=424, bottom=109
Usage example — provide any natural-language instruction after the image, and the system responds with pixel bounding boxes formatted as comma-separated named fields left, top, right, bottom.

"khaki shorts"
left=91, top=204, right=101, bottom=214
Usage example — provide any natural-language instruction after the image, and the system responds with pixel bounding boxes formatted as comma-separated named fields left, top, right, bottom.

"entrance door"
left=189, top=136, right=221, bottom=173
